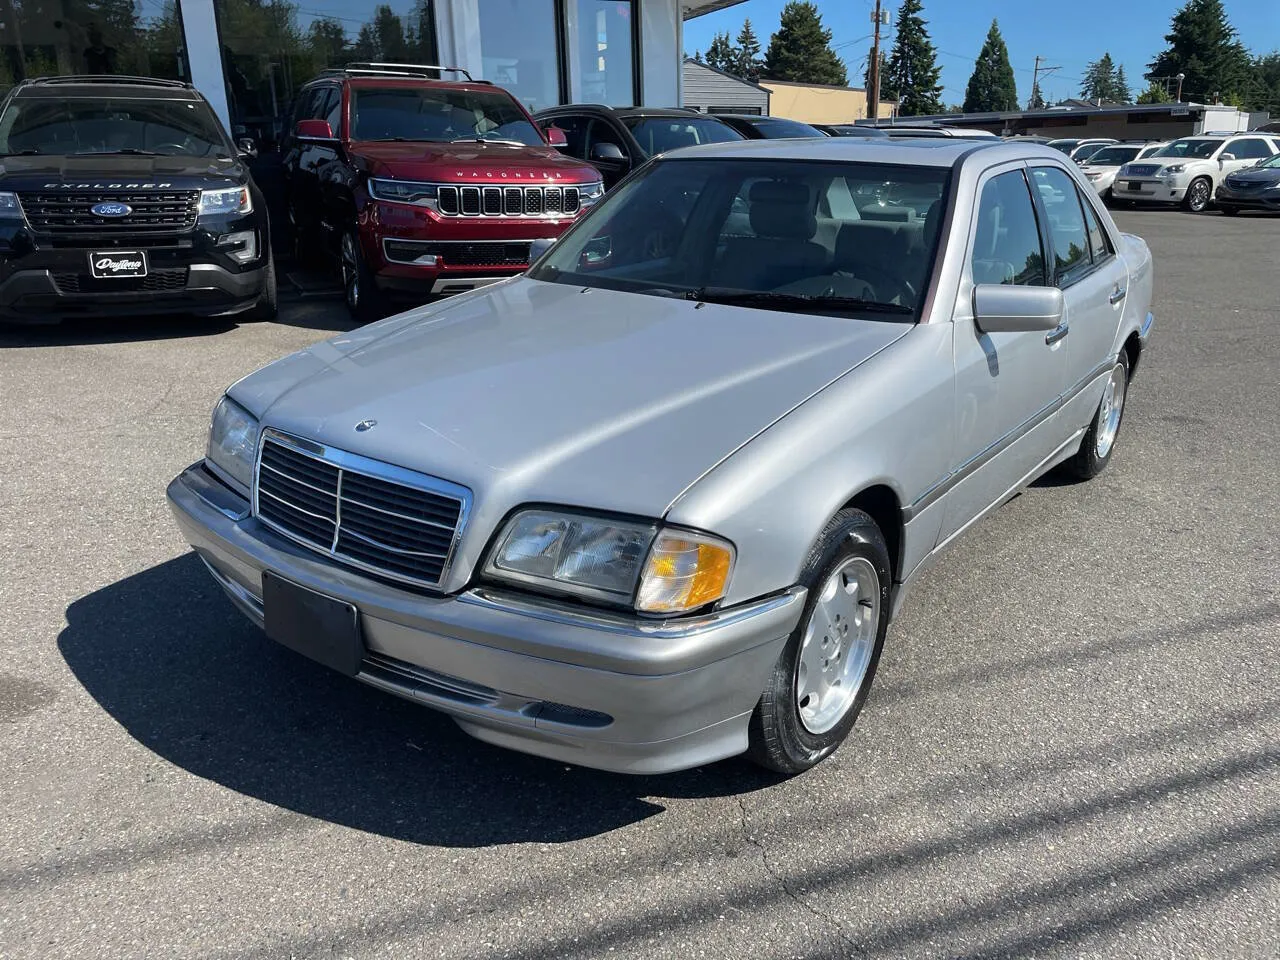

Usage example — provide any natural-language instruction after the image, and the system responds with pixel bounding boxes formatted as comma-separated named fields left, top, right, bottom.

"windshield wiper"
left=75, top=148, right=161, bottom=156
left=0, top=149, right=40, bottom=156
left=683, top=287, right=913, bottom=315
left=451, top=135, right=526, bottom=146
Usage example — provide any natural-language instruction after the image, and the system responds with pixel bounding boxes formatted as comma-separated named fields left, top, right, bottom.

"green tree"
left=1136, top=80, right=1172, bottom=104
left=1114, top=64, right=1132, bottom=102
left=863, top=46, right=890, bottom=100
left=885, top=0, right=943, bottom=115
left=1147, top=0, right=1252, bottom=104
left=1081, top=52, right=1118, bottom=101
left=704, top=31, right=736, bottom=74
left=733, top=19, right=763, bottom=81
left=1251, top=52, right=1280, bottom=110
left=1027, top=86, right=1046, bottom=110
left=307, top=17, right=348, bottom=67
left=763, top=2, right=847, bottom=86
left=963, top=19, right=1017, bottom=111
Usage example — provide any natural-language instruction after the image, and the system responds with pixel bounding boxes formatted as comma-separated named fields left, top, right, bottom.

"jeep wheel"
left=341, top=230, right=383, bottom=324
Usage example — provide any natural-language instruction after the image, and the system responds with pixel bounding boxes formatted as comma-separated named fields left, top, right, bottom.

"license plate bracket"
left=89, top=250, right=148, bottom=279
left=262, top=573, right=364, bottom=677
left=1126, top=181, right=1143, bottom=192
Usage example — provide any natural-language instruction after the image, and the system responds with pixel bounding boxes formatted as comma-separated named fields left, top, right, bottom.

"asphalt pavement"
left=1, top=209, right=1277, bottom=959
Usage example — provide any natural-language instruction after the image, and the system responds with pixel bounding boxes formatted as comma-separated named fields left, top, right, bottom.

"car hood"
left=1225, top=166, right=1280, bottom=185
left=350, top=140, right=598, bottom=183
left=232, top=278, right=909, bottom=585
left=0, top=153, right=245, bottom=189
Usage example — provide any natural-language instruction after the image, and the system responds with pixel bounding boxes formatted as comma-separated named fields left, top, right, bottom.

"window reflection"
left=476, top=0, right=558, bottom=112
left=573, top=0, right=633, bottom=107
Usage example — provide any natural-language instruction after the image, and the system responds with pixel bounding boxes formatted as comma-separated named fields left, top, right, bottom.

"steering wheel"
left=864, top=268, right=917, bottom=307
left=152, top=141, right=190, bottom=155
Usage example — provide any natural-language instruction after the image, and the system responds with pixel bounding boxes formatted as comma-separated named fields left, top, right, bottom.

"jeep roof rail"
left=322, top=62, right=487, bottom=83
left=20, top=75, right=193, bottom=89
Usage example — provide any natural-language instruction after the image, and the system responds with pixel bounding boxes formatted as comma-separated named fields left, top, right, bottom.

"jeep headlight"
left=579, top=181, right=605, bottom=209
left=205, top=395, right=259, bottom=494
left=199, top=186, right=252, bottom=217
left=368, top=178, right=439, bottom=210
left=485, top=509, right=734, bottom=614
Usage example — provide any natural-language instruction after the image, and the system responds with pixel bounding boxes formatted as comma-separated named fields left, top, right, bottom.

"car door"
left=937, top=164, right=1071, bottom=544
left=1030, top=165, right=1128, bottom=421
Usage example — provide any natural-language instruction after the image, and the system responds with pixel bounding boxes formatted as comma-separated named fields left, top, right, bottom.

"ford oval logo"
left=91, top=201, right=132, bottom=218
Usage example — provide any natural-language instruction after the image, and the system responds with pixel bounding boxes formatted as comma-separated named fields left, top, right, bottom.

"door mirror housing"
left=972, top=284, right=1064, bottom=334
left=590, top=142, right=627, bottom=167
left=1219, top=152, right=1236, bottom=162
left=527, top=237, right=557, bottom=264
left=236, top=137, right=258, bottom=159
left=545, top=126, right=568, bottom=149
left=296, top=119, right=336, bottom=141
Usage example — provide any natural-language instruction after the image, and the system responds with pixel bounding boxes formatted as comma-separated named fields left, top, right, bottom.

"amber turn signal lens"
left=636, top=530, right=735, bottom=614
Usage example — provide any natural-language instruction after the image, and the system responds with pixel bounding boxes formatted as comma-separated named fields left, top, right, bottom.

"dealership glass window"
left=572, top=0, right=634, bottom=106
left=0, top=0, right=188, bottom=86
left=213, top=0, right=437, bottom=149
left=476, top=0, right=559, bottom=113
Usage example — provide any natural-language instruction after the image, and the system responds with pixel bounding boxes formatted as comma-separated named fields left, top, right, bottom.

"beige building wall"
left=760, top=80, right=897, bottom=123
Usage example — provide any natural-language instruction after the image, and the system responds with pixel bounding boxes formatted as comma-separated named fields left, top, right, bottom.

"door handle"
left=1109, top=286, right=1127, bottom=305
left=1045, top=322, right=1069, bottom=345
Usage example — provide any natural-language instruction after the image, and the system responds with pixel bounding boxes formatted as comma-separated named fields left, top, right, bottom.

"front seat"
left=711, top=180, right=827, bottom=291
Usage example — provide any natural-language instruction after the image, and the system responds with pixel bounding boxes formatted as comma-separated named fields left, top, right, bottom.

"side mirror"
left=296, top=119, right=335, bottom=141
left=545, top=126, right=568, bottom=149
left=973, top=284, right=1064, bottom=334
left=1220, top=152, right=1236, bottom=162
left=527, top=237, right=556, bottom=263
left=590, top=142, right=627, bottom=166
left=237, top=137, right=258, bottom=159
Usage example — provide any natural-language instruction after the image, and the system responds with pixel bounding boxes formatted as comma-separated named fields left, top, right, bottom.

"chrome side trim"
left=459, top=586, right=806, bottom=640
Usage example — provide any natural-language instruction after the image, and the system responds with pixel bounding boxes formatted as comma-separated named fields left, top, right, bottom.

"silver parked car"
left=168, top=138, right=1155, bottom=776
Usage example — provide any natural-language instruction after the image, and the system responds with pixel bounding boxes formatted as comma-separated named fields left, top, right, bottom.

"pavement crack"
left=737, top=796, right=863, bottom=955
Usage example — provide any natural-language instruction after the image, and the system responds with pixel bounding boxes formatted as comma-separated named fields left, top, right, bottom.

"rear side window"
left=971, top=169, right=1046, bottom=286
left=1228, top=138, right=1272, bottom=160
left=322, top=89, right=342, bottom=135
left=1032, top=167, right=1090, bottom=286
left=1080, top=194, right=1112, bottom=263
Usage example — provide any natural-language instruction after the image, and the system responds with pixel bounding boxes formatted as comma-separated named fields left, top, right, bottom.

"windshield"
left=0, top=97, right=229, bottom=157
left=1071, top=143, right=1111, bottom=161
left=1086, top=146, right=1141, bottom=166
left=1255, top=154, right=1280, bottom=169
left=1048, top=140, right=1079, bottom=154
left=622, top=116, right=744, bottom=156
left=744, top=117, right=825, bottom=139
left=351, top=87, right=542, bottom=145
left=1156, top=138, right=1221, bottom=159
left=529, top=158, right=950, bottom=322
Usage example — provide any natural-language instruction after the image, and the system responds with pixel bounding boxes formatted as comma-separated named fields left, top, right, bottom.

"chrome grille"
left=435, top=184, right=580, bottom=218
left=19, top=190, right=200, bottom=235
left=254, top=432, right=470, bottom=590
left=1126, top=164, right=1162, bottom=177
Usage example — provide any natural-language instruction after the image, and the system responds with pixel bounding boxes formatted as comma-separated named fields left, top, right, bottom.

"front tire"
left=247, top=254, right=278, bottom=322
left=1220, top=204, right=1240, bottom=216
left=747, top=509, right=891, bottom=776
left=1183, top=177, right=1212, bottom=213
left=341, top=229, right=384, bottom=324
left=1065, top=350, right=1131, bottom=480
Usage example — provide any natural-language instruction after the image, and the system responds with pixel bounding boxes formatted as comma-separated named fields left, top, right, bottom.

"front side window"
left=1085, top=146, right=1140, bottom=166
left=547, top=115, right=591, bottom=160
left=529, top=158, right=949, bottom=322
left=351, top=87, right=543, bottom=145
left=622, top=117, right=745, bottom=156
left=0, top=97, right=229, bottom=158
left=1031, top=167, right=1091, bottom=285
left=971, top=170, right=1046, bottom=286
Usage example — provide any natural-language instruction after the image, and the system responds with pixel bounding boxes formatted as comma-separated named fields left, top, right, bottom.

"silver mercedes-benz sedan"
left=168, top=138, right=1154, bottom=776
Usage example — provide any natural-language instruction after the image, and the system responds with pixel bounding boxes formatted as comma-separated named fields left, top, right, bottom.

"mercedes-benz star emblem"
left=354, top=419, right=377, bottom=432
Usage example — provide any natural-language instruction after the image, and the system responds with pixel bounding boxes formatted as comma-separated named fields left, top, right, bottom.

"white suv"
left=1112, top=133, right=1280, bottom=211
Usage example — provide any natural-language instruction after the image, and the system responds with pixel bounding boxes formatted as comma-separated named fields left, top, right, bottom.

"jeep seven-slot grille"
left=254, top=434, right=467, bottom=590
left=19, top=191, right=200, bottom=235
left=436, top=184, right=580, bottom=218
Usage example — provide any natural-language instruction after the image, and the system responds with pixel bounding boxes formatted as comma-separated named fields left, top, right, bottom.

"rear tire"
left=1065, top=350, right=1131, bottom=480
left=747, top=509, right=891, bottom=776
left=1182, top=177, right=1212, bottom=213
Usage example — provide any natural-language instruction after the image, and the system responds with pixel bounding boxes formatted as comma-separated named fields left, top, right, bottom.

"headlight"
left=0, top=191, right=22, bottom=220
left=485, top=509, right=734, bottom=614
left=1158, top=164, right=1186, bottom=177
left=199, top=186, right=252, bottom=217
left=579, top=181, right=605, bottom=208
left=368, top=178, right=439, bottom=210
left=205, top=396, right=259, bottom=494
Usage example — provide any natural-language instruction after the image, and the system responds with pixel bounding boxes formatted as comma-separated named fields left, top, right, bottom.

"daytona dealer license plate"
left=90, top=251, right=148, bottom=279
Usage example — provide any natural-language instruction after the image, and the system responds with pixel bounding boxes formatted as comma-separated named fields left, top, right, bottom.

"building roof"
left=682, top=57, right=772, bottom=94
left=758, top=78, right=875, bottom=95
left=887, top=101, right=1216, bottom=128
left=682, top=0, right=749, bottom=18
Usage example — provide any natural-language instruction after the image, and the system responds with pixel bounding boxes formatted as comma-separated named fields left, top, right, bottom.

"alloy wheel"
left=341, top=233, right=359, bottom=309
left=1188, top=180, right=1210, bottom=211
left=1095, top=361, right=1128, bottom=459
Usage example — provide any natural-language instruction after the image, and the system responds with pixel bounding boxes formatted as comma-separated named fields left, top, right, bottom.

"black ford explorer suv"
left=0, top=76, right=275, bottom=324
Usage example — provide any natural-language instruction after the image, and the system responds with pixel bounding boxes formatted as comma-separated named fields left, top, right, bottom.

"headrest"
left=834, top=221, right=908, bottom=266
left=747, top=180, right=815, bottom=240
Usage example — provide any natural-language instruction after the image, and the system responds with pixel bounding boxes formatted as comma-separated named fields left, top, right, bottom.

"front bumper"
left=1110, top=176, right=1187, bottom=203
left=1214, top=185, right=1280, bottom=210
left=166, top=462, right=803, bottom=774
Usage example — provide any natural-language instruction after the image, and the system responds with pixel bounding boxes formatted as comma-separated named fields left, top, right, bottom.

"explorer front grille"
left=19, top=191, right=200, bottom=235
left=436, top=184, right=580, bottom=218
left=52, top=267, right=188, bottom=293
left=254, top=432, right=469, bottom=590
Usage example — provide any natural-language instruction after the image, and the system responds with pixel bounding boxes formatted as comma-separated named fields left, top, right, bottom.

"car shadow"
left=58, top=553, right=778, bottom=847
left=0, top=314, right=237, bottom=347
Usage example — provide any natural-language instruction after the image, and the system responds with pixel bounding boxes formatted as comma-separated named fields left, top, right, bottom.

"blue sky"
left=684, top=0, right=1280, bottom=106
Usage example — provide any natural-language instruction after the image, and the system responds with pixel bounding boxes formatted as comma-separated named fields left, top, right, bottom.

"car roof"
left=651, top=136, right=1063, bottom=169
left=11, top=76, right=201, bottom=100
left=535, top=105, right=701, bottom=120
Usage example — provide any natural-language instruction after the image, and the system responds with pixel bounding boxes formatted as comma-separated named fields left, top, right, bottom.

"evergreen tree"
left=963, top=19, right=1017, bottom=111
left=733, top=19, right=763, bottom=81
left=1137, top=80, right=1172, bottom=104
left=1252, top=52, right=1280, bottom=111
left=884, top=0, right=943, bottom=115
left=693, top=50, right=702, bottom=63
left=763, top=2, right=847, bottom=86
left=1114, top=64, right=1132, bottom=102
left=307, top=18, right=348, bottom=67
left=1081, top=52, right=1118, bottom=101
left=1147, top=0, right=1251, bottom=104
left=705, top=31, right=737, bottom=74
left=863, top=47, right=890, bottom=100
left=1028, top=86, right=1047, bottom=110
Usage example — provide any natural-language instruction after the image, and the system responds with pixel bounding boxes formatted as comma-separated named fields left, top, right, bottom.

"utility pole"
left=869, top=0, right=883, bottom=120
left=1031, top=55, right=1059, bottom=108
